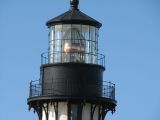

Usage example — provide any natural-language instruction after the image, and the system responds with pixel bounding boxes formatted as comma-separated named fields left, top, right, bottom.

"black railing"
left=29, top=80, right=115, bottom=100
left=41, top=52, right=105, bottom=67
left=29, top=80, right=41, bottom=97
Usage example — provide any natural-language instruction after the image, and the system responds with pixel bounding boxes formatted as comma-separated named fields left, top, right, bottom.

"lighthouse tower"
left=27, top=0, right=117, bottom=120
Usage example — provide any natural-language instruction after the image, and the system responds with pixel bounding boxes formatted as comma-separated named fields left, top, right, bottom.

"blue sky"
left=0, top=0, right=160, bottom=120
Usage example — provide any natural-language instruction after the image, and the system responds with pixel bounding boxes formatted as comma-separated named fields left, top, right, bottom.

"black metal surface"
left=70, top=0, right=79, bottom=10
left=28, top=63, right=116, bottom=104
left=40, top=63, right=104, bottom=97
left=46, top=9, right=102, bottom=28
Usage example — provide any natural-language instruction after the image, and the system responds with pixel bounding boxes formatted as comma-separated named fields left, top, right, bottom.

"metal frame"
left=28, top=101, right=116, bottom=120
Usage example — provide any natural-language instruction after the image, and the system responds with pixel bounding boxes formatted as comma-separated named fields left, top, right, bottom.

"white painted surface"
left=82, top=104, right=91, bottom=120
left=42, top=106, right=46, bottom=120
left=42, top=102, right=67, bottom=120
left=93, top=106, right=98, bottom=120
left=49, top=105, right=56, bottom=120
left=58, top=102, right=67, bottom=120
left=82, top=103, right=99, bottom=120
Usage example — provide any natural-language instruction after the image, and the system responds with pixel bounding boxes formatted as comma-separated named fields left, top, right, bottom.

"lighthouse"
left=27, top=0, right=117, bottom=120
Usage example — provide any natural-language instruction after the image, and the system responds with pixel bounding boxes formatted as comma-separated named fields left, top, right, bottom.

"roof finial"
left=70, top=0, right=79, bottom=10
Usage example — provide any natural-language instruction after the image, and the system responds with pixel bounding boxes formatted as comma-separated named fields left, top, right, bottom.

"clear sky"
left=0, top=0, right=160, bottom=120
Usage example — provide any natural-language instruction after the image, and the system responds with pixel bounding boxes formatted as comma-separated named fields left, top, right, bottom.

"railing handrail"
left=41, top=51, right=105, bottom=67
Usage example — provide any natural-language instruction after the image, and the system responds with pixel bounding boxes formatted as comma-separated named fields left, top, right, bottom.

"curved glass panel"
left=48, top=24, right=99, bottom=64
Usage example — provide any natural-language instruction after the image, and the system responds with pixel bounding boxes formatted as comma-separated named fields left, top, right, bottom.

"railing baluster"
left=29, top=80, right=115, bottom=100
left=41, top=52, right=105, bottom=67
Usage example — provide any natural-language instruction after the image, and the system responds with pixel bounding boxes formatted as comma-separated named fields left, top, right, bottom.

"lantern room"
left=40, top=0, right=104, bottom=66
left=48, top=24, right=99, bottom=64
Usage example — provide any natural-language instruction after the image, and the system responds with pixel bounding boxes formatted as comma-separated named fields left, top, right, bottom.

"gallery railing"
left=41, top=52, right=105, bottom=67
left=29, top=80, right=115, bottom=100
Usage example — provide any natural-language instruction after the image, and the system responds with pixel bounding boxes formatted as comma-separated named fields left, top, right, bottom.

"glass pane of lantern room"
left=49, top=26, right=55, bottom=63
left=55, top=25, right=62, bottom=40
left=62, top=24, right=71, bottom=63
left=95, top=28, right=99, bottom=64
left=62, top=24, right=85, bottom=63
left=62, top=40, right=71, bottom=62
left=90, top=26, right=96, bottom=42
left=71, top=24, right=85, bottom=63
left=70, top=25, right=80, bottom=62
left=92, top=41, right=97, bottom=64
left=82, top=25, right=89, bottom=41
left=95, top=28, right=98, bottom=53
left=54, top=25, right=62, bottom=63
left=62, top=24, right=71, bottom=40
left=82, top=25, right=90, bottom=63
left=90, top=26, right=96, bottom=64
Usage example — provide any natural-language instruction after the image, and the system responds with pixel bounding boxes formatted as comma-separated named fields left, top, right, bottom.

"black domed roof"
left=46, top=1, right=102, bottom=28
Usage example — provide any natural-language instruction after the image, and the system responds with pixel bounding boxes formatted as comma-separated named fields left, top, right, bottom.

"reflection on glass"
left=63, top=26, right=85, bottom=63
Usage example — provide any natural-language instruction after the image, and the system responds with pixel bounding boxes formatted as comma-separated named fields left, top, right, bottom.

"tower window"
left=68, top=104, right=81, bottom=120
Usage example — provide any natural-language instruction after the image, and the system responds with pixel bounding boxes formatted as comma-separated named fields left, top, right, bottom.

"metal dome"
left=46, top=0, right=102, bottom=28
